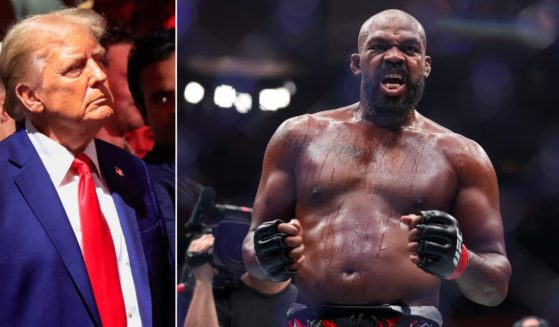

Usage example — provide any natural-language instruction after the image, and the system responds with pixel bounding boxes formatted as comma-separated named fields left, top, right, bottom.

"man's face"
left=140, top=52, right=175, bottom=147
left=356, top=14, right=431, bottom=125
left=35, top=24, right=113, bottom=129
left=105, top=42, right=145, bottom=132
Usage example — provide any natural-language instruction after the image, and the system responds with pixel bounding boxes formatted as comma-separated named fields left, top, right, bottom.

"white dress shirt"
left=26, top=121, right=142, bottom=326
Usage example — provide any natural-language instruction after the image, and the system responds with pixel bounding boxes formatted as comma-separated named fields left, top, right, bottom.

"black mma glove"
left=415, top=210, right=469, bottom=280
left=254, top=219, right=295, bottom=282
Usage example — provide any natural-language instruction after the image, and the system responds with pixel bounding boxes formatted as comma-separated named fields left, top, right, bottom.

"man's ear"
left=15, top=83, right=44, bottom=113
left=423, top=56, right=432, bottom=79
left=350, top=53, right=362, bottom=76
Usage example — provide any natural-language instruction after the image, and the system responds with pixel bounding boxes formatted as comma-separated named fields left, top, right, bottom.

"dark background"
left=178, top=0, right=559, bottom=325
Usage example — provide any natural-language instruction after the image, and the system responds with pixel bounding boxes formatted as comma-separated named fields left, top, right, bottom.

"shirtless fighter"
left=243, top=9, right=511, bottom=327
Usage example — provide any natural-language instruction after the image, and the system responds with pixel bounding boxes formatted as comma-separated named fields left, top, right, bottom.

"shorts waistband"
left=287, top=302, right=442, bottom=327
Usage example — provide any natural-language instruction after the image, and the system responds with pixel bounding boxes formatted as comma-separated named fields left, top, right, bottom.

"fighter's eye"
left=370, top=44, right=388, bottom=51
left=403, top=45, right=419, bottom=54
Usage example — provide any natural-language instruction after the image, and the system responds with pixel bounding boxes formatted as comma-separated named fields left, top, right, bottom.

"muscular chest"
left=293, top=130, right=457, bottom=213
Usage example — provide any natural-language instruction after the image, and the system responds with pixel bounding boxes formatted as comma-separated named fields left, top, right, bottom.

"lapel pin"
left=114, top=166, right=125, bottom=177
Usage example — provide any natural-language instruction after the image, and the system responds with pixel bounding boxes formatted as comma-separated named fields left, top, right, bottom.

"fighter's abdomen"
left=295, top=209, right=440, bottom=306
left=290, top=124, right=457, bottom=306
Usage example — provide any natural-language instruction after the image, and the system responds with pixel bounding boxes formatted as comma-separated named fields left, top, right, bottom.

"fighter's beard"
left=362, top=70, right=425, bottom=128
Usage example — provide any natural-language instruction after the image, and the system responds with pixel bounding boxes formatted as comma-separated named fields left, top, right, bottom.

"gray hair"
left=0, top=8, right=106, bottom=121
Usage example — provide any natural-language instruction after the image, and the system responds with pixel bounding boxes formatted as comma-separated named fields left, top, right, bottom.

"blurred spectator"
left=96, top=27, right=155, bottom=156
left=0, top=0, right=16, bottom=39
left=513, top=316, right=551, bottom=327
left=125, top=124, right=155, bottom=158
left=93, top=0, right=174, bottom=35
left=128, top=28, right=176, bottom=256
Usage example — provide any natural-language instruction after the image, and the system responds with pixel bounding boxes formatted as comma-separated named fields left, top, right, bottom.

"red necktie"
left=72, top=153, right=126, bottom=327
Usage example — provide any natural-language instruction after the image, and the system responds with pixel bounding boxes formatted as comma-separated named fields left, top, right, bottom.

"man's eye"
left=154, top=95, right=168, bottom=104
left=66, top=66, right=81, bottom=75
left=404, top=46, right=419, bottom=54
left=151, top=91, right=173, bottom=105
left=96, top=56, right=107, bottom=69
left=65, top=63, right=84, bottom=76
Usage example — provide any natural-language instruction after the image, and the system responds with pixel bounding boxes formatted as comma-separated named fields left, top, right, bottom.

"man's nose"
left=88, top=59, right=107, bottom=85
left=383, top=46, right=405, bottom=64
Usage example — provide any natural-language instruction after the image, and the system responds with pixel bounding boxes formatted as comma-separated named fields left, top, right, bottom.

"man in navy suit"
left=128, top=28, right=176, bottom=259
left=0, top=8, right=173, bottom=326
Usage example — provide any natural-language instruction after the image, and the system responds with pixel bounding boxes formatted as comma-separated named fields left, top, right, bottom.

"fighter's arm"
left=242, top=120, right=306, bottom=281
left=449, top=141, right=511, bottom=306
left=403, top=139, right=511, bottom=306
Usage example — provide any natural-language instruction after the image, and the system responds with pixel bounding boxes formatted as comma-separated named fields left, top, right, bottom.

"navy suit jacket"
left=0, top=129, right=174, bottom=326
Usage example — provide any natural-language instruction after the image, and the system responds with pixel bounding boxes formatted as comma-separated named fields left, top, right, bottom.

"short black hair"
left=127, top=28, right=175, bottom=118
left=101, top=26, right=135, bottom=67
left=101, top=26, right=134, bottom=49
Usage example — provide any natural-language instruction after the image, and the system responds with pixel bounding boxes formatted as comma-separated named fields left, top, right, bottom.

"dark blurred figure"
left=128, top=28, right=176, bottom=257
left=96, top=27, right=155, bottom=156
left=0, top=0, right=16, bottom=39
left=93, top=0, right=174, bottom=35
left=513, top=316, right=551, bottom=327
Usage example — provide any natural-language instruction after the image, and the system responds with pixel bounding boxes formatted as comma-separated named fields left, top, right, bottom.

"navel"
left=342, top=269, right=358, bottom=279
left=413, top=195, right=425, bottom=210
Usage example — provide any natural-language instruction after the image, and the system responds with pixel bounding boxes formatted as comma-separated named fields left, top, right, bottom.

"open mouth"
left=379, top=72, right=407, bottom=96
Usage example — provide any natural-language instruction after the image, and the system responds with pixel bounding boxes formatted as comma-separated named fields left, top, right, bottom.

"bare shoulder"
left=416, top=113, right=495, bottom=176
left=271, top=104, right=355, bottom=142
left=279, top=105, right=355, bottom=131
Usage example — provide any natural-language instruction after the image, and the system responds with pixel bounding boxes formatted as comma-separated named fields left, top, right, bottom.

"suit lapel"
left=10, top=131, right=101, bottom=325
left=96, top=141, right=153, bottom=326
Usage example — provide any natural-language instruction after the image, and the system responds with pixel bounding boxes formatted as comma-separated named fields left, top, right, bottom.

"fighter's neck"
left=354, top=102, right=418, bottom=130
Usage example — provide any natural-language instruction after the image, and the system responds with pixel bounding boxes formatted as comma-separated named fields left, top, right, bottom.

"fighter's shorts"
left=286, top=302, right=442, bottom=327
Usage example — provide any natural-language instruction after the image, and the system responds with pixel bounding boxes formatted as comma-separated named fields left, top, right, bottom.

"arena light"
left=183, top=81, right=205, bottom=104
left=283, top=80, right=297, bottom=95
left=214, top=84, right=236, bottom=108
left=234, top=93, right=252, bottom=114
left=275, top=87, right=291, bottom=108
left=259, top=87, right=291, bottom=111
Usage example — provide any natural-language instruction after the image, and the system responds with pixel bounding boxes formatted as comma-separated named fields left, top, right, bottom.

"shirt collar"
left=25, top=120, right=102, bottom=185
